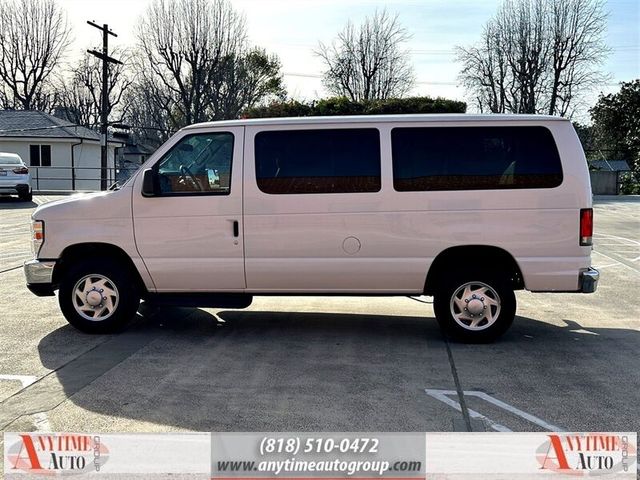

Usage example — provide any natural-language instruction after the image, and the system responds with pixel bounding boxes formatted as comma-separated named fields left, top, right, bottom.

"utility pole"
left=87, top=21, right=122, bottom=190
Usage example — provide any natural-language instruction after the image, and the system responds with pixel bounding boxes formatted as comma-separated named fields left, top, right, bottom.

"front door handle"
left=233, top=220, right=239, bottom=237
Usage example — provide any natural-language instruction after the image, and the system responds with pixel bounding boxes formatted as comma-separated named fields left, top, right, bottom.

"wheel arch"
left=52, top=242, right=147, bottom=294
left=424, top=245, right=524, bottom=295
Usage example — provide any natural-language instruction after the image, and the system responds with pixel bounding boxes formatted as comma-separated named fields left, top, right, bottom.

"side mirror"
left=141, top=168, right=157, bottom=197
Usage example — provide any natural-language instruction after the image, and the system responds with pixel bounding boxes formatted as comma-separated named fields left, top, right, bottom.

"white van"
left=24, top=114, right=598, bottom=342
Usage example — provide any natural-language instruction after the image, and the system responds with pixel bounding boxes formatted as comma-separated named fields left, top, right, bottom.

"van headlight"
left=31, top=220, right=44, bottom=257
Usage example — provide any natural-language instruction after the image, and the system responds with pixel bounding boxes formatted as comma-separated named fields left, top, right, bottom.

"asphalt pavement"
left=0, top=194, right=638, bottom=442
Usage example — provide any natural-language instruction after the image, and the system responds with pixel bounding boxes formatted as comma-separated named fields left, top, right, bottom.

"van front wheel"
left=433, top=276, right=515, bottom=343
left=58, top=259, right=140, bottom=333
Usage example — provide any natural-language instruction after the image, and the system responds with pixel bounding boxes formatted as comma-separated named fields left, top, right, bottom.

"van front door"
left=132, top=127, right=245, bottom=292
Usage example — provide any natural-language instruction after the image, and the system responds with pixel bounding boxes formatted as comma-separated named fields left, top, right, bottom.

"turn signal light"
left=13, top=166, right=28, bottom=174
left=580, top=208, right=593, bottom=246
left=31, top=220, right=44, bottom=256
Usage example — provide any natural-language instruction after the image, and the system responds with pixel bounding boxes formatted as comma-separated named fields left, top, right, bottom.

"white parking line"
left=594, top=234, right=640, bottom=260
left=33, top=413, right=52, bottom=432
left=596, top=263, right=622, bottom=269
left=0, top=374, right=52, bottom=432
left=594, top=233, right=640, bottom=244
left=595, top=244, right=638, bottom=249
left=425, top=389, right=565, bottom=432
left=0, top=374, right=37, bottom=387
left=33, top=196, right=60, bottom=205
left=594, top=250, right=640, bottom=273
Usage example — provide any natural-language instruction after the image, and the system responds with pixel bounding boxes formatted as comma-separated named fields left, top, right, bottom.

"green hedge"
left=243, top=96, right=466, bottom=118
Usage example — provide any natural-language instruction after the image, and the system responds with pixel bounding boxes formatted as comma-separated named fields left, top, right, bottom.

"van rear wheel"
left=59, top=259, right=140, bottom=333
left=433, top=275, right=515, bottom=343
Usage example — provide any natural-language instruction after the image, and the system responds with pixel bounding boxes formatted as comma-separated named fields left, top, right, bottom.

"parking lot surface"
left=0, top=195, right=638, bottom=445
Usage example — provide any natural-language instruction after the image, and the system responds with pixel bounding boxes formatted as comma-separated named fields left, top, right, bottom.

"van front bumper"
left=580, top=267, right=599, bottom=293
left=24, top=259, right=56, bottom=296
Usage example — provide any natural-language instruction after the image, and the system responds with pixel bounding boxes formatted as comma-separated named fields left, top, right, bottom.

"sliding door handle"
left=233, top=220, right=239, bottom=237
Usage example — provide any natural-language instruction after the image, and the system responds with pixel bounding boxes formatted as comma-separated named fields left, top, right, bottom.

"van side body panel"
left=33, top=187, right=156, bottom=291
left=243, top=120, right=592, bottom=293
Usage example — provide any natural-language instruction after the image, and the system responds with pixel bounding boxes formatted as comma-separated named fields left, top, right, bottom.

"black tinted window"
left=29, top=145, right=40, bottom=167
left=29, top=145, right=52, bottom=167
left=41, top=145, right=51, bottom=167
left=255, top=129, right=381, bottom=194
left=392, top=126, right=563, bottom=191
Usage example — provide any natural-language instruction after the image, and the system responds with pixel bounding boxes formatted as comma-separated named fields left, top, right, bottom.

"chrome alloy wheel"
left=72, top=274, right=119, bottom=321
left=449, top=281, right=501, bottom=331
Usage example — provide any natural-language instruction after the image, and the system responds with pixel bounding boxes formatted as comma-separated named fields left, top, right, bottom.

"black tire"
left=18, top=190, right=32, bottom=202
left=58, top=258, right=140, bottom=333
left=433, top=274, right=516, bottom=343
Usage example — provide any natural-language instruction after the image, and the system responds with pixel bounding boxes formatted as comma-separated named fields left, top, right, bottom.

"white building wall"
left=0, top=138, right=118, bottom=190
left=73, top=142, right=118, bottom=190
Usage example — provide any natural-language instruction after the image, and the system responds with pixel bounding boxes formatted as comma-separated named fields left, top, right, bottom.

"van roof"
left=183, top=113, right=568, bottom=130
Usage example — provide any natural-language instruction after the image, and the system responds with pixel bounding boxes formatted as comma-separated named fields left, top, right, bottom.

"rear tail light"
left=580, top=208, right=593, bottom=246
left=13, top=166, right=28, bottom=174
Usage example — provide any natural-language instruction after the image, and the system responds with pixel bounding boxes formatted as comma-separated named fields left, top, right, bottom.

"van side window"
left=156, top=132, right=233, bottom=195
left=392, top=126, right=563, bottom=191
left=255, top=129, right=381, bottom=194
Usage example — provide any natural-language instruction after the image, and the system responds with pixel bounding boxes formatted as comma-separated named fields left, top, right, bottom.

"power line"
left=409, top=45, right=639, bottom=55
left=284, top=72, right=323, bottom=79
left=282, top=72, right=626, bottom=88
left=282, top=71, right=460, bottom=86
left=264, top=42, right=639, bottom=53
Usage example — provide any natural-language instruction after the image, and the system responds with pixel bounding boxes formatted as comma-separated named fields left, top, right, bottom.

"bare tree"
left=0, top=0, right=71, bottom=110
left=55, top=48, right=133, bottom=128
left=457, top=0, right=608, bottom=116
left=132, top=0, right=283, bottom=133
left=548, top=0, right=609, bottom=116
left=500, top=0, right=550, bottom=113
left=317, top=10, right=415, bottom=101
left=457, top=20, right=511, bottom=114
left=124, top=78, right=175, bottom=148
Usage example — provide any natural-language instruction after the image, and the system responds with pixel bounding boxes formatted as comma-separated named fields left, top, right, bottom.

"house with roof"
left=0, top=110, right=124, bottom=190
left=588, top=159, right=632, bottom=195
left=589, top=160, right=631, bottom=173
left=112, top=131, right=156, bottom=183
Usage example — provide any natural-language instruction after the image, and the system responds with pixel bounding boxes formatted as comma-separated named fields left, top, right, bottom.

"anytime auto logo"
left=6, top=434, right=109, bottom=476
left=536, top=433, right=636, bottom=476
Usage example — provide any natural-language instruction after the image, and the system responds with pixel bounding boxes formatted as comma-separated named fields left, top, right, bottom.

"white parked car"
left=24, top=114, right=598, bottom=342
left=0, top=152, right=32, bottom=201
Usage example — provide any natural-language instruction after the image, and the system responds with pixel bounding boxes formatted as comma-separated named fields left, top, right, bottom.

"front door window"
left=156, top=132, right=233, bottom=195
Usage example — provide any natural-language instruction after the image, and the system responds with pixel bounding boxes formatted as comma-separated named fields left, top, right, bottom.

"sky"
left=59, top=0, right=639, bottom=110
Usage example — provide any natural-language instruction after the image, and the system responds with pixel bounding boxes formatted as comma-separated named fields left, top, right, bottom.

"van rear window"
left=391, top=126, right=563, bottom=191
left=255, top=129, right=381, bottom=194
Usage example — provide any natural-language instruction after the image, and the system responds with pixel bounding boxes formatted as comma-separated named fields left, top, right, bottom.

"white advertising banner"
left=4, top=432, right=210, bottom=478
left=425, top=432, right=637, bottom=479
left=3, top=432, right=637, bottom=479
